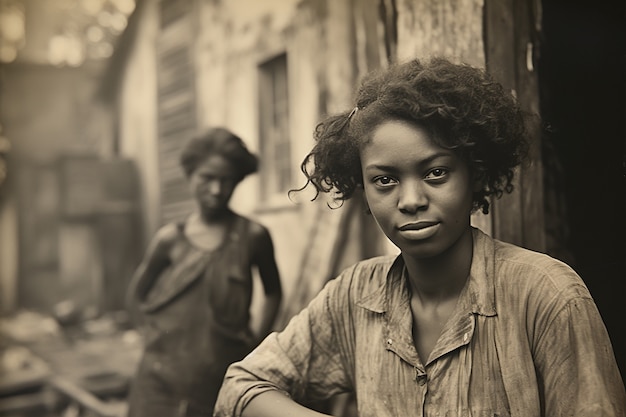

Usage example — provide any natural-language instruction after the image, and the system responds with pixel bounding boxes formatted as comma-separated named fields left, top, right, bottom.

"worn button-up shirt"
left=215, top=228, right=625, bottom=417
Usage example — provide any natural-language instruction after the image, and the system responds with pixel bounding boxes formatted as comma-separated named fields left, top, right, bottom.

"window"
left=258, top=54, right=291, bottom=201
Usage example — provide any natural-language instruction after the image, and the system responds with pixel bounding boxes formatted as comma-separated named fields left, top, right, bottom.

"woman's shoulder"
left=153, top=222, right=182, bottom=244
left=494, top=239, right=578, bottom=277
left=233, top=215, right=272, bottom=247
left=491, top=237, right=590, bottom=301
left=330, top=255, right=399, bottom=294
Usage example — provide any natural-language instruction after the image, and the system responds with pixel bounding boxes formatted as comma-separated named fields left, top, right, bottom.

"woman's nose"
left=397, top=181, right=428, bottom=212
left=207, top=179, right=222, bottom=195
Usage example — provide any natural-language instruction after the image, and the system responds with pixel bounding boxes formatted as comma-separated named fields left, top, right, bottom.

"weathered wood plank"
left=484, top=0, right=525, bottom=246
left=514, top=0, right=545, bottom=251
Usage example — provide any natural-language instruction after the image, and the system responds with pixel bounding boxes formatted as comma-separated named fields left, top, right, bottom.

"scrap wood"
left=48, top=375, right=127, bottom=417
left=0, top=390, right=53, bottom=414
left=0, top=346, right=50, bottom=396
left=0, top=366, right=49, bottom=396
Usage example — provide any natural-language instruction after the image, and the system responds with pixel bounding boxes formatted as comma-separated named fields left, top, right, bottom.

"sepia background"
left=0, top=0, right=624, bottom=415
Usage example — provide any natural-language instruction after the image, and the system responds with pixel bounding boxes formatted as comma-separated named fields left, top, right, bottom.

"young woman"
left=214, top=58, right=625, bottom=417
left=126, top=128, right=282, bottom=417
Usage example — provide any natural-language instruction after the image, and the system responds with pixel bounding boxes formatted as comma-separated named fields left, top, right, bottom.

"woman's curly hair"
left=297, top=57, right=529, bottom=214
left=180, top=127, right=258, bottom=181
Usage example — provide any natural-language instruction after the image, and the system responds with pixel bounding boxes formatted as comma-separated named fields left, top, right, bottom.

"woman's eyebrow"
left=364, top=163, right=398, bottom=172
left=419, top=152, right=454, bottom=165
left=364, top=152, right=454, bottom=171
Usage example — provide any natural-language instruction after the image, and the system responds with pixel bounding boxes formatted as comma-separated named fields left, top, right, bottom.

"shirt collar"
left=356, top=227, right=497, bottom=317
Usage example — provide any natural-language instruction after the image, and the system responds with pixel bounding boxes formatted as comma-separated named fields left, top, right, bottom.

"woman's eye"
left=425, top=168, right=448, bottom=180
left=373, top=176, right=398, bottom=187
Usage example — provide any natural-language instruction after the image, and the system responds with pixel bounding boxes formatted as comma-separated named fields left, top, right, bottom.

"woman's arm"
left=241, top=391, right=331, bottom=417
left=125, top=224, right=174, bottom=319
left=250, top=224, right=283, bottom=340
left=534, top=293, right=626, bottom=416
left=214, top=275, right=354, bottom=417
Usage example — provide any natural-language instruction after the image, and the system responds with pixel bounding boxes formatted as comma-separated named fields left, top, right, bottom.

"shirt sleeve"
left=214, top=275, right=354, bottom=417
left=533, top=291, right=626, bottom=416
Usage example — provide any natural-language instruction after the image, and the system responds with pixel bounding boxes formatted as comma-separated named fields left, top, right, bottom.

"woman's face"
left=189, top=154, right=239, bottom=217
left=360, top=119, right=474, bottom=260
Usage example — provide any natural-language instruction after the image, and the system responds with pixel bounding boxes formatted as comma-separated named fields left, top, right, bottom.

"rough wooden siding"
left=156, top=4, right=197, bottom=225
left=483, top=0, right=523, bottom=246
left=396, top=0, right=485, bottom=67
left=513, top=0, right=544, bottom=252
left=484, top=0, right=545, bottom=251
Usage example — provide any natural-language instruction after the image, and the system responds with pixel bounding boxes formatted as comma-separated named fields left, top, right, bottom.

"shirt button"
left=417, top=376, right=427, bottom=386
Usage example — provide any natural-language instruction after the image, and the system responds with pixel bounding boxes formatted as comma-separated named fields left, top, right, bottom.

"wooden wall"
left=484, top=0, right=545, bottom=251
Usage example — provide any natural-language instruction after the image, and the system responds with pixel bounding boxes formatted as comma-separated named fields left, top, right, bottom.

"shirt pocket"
left=209, top=271, right=251, bottom=329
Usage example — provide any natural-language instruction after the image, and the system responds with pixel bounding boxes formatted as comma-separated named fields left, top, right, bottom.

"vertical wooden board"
left=325, top=0, right=357, bottom=112
left=156, top=10, right=197, bottom=225
left=520, top=117, right=545, bottom=251
left=484, top=0, right=524, bottom=245
left=514, top=0, right=545, bottom=252
left=395, top=0, right=484, bottom=67
left=354, top=0, right=384, bottom=72
left=483, top=0, right=516, bottom=89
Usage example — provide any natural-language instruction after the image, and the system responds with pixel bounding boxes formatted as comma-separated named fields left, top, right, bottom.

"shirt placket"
left=382, top=280, right=478, bottom=416
left=383, top=288, right=429, bottom=416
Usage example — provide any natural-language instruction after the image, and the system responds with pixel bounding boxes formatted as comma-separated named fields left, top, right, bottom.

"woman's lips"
left=398, top=221, right=439, bottom=231
left=398, top=221, right=440, bottom=239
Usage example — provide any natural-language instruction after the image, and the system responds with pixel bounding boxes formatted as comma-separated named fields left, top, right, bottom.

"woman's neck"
left=197, top=206, right=233, bottom=224
left=402, top=227, right=473, bottom=302
left=185, top=210, right=234, bottom=251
